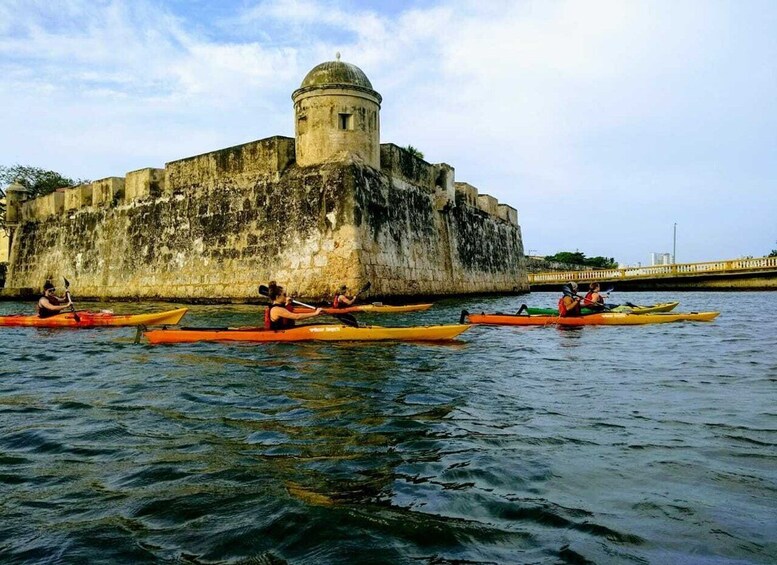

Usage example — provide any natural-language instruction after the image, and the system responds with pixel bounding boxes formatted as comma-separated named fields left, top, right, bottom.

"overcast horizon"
left=1, top=0, right=775, bottom=266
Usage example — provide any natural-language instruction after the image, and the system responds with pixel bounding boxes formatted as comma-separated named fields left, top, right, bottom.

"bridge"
left=528, top=256, right=777, bottom=291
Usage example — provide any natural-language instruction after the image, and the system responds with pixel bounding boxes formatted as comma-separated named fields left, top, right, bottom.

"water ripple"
left=0, top=292, right=775, bottom=563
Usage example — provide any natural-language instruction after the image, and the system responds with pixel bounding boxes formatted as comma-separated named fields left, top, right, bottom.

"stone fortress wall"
left=4, top=57, right=527, bottom=301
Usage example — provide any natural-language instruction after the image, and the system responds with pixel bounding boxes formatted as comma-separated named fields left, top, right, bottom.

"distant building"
left=651, top=252, right=672, bottom=266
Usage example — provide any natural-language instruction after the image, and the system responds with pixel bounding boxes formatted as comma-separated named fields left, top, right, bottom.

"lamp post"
left=673, top=223, right=677, bottom=264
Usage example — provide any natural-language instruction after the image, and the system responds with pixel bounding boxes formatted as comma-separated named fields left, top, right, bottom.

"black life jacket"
left=264, top=304, right=295, bottom=330
left=37, top=296, right=62, bottom=319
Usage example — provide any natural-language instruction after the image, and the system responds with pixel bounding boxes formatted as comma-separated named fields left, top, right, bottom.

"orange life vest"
left=558, top=297, right=568, bottom=316
left=584, top=291, right=603, bottom=305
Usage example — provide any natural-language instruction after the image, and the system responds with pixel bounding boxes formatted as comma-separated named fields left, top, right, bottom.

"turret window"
left=338, top=113, right=353, bottom=130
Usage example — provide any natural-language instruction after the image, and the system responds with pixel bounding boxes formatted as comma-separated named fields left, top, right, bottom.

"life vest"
left=333, top=293, right=343, bottom=308
left=264, top=304, right=295, bottom=330
left=558, top=297, right=568, bottom=316
left=558, top=296, right=580, bottom=317
left=584, top=291, right=604, bottom=305
left=37, top=296, right=62, bottom=319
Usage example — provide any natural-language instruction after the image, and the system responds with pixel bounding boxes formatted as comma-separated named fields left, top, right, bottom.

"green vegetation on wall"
left=405, top=145, right=424, bottom=160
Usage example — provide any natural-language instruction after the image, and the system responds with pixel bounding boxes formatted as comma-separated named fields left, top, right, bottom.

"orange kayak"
left=144, top=323, right=470, bottom=344
left=0, top=308, right=188, bottom=328
left=291, top=303, right=433, bottom=314
left=464, top=310, right=719, bottom=326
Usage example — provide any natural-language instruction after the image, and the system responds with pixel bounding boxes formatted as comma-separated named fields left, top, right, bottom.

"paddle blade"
left=356, top=281, right=371, bottom=296
left=258, top=285, right=269, bottom=297
left=334, top=313, right=359, bottom=327
left=63, top=277, right=80, bottom=322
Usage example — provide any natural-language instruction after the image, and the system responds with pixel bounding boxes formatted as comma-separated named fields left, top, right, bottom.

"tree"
left=544, top=251, right=617, bottom=269
left=545, top=251, right=586, bottom=265
left=769, top=241, right=777, bottom=257
left=586, top=256, right=618, bottom=269
left=0, top=164, right=89, bottom=231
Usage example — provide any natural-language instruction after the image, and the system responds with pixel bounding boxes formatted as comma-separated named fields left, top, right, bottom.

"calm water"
left=0, top=291, right=775, bottom=564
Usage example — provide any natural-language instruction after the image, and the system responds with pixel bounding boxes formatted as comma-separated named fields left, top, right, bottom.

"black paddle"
left=63, top=277, right=80, bottom=322
left=354, top=281, right=371, bottom=298
left=258, top=285, right=360, bottom=328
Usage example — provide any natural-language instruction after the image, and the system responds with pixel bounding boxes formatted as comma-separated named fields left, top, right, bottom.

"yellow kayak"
left=144, top=323, right=470, bottom=344
left=609, top=301, right=679, bottom=313
left=292, top=303, right=433, bottom=314
left=0, top=307, right=189, bottom=328
left=466, top=310, right=718, bottom=326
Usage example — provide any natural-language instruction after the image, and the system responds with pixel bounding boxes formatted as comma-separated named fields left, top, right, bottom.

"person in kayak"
left=37, top=280, right=73, bottom=318
left=558, top=282, right=582, bottom=317
left=264, top=281, right=322, bottom=330
left=332, top=284, right=356, bottom=308
left=581, top=282, right=606, bottom=310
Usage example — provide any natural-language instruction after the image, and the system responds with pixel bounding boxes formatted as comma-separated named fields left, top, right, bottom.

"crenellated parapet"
left=125, top=168, right=165, bottom=201
left=165, top=136, right=295, bottom=193
left=380, top=144, right=517, bottom=224
left=454, top=182, right=518, bottom=226
left=15, top=137, right=297, bottom=222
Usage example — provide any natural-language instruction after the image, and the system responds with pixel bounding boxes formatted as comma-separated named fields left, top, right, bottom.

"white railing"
left=528, top=256, right=777, bottom=284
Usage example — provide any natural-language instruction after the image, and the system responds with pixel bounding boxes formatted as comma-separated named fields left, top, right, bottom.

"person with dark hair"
left=37, top=280, right=72, bottom=318
left=558, top=281, right=582, bottom=317
left=582, top=282, right=606, bottom=310
left=332, top=284, right=356, bottom=309
left=264, top=281, right=322, bottom=330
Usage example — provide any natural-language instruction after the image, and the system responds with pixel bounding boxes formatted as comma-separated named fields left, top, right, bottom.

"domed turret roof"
left=299, top=58, right=374, bottom=90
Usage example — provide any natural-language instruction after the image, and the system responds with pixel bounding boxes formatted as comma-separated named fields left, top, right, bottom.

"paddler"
left=332, top=284, right=357, bottom=309
left=265, top=281, right=322, bottom=330
left=581, top=282, right=606, bottom=310
left=558, top=281, right=582, bottom=317
left=37, top=280, right=73, bottom=318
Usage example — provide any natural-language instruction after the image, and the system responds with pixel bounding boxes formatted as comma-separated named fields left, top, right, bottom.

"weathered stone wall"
left=7, top=141, right=357, bottom=300
left=1, top=231, right=8, bottom=263
left=6, top=137, right=527, bottom=300
left=353, top=162, right=526, bottom=296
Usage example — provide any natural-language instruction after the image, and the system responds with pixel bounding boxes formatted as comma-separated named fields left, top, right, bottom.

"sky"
left=1, top=0, right=775, bottom=266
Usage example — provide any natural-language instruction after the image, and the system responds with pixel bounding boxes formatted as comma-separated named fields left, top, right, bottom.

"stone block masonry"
left=6, top=141, right=526, bottom=300
left=4, top=57, right=528, bottom=300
